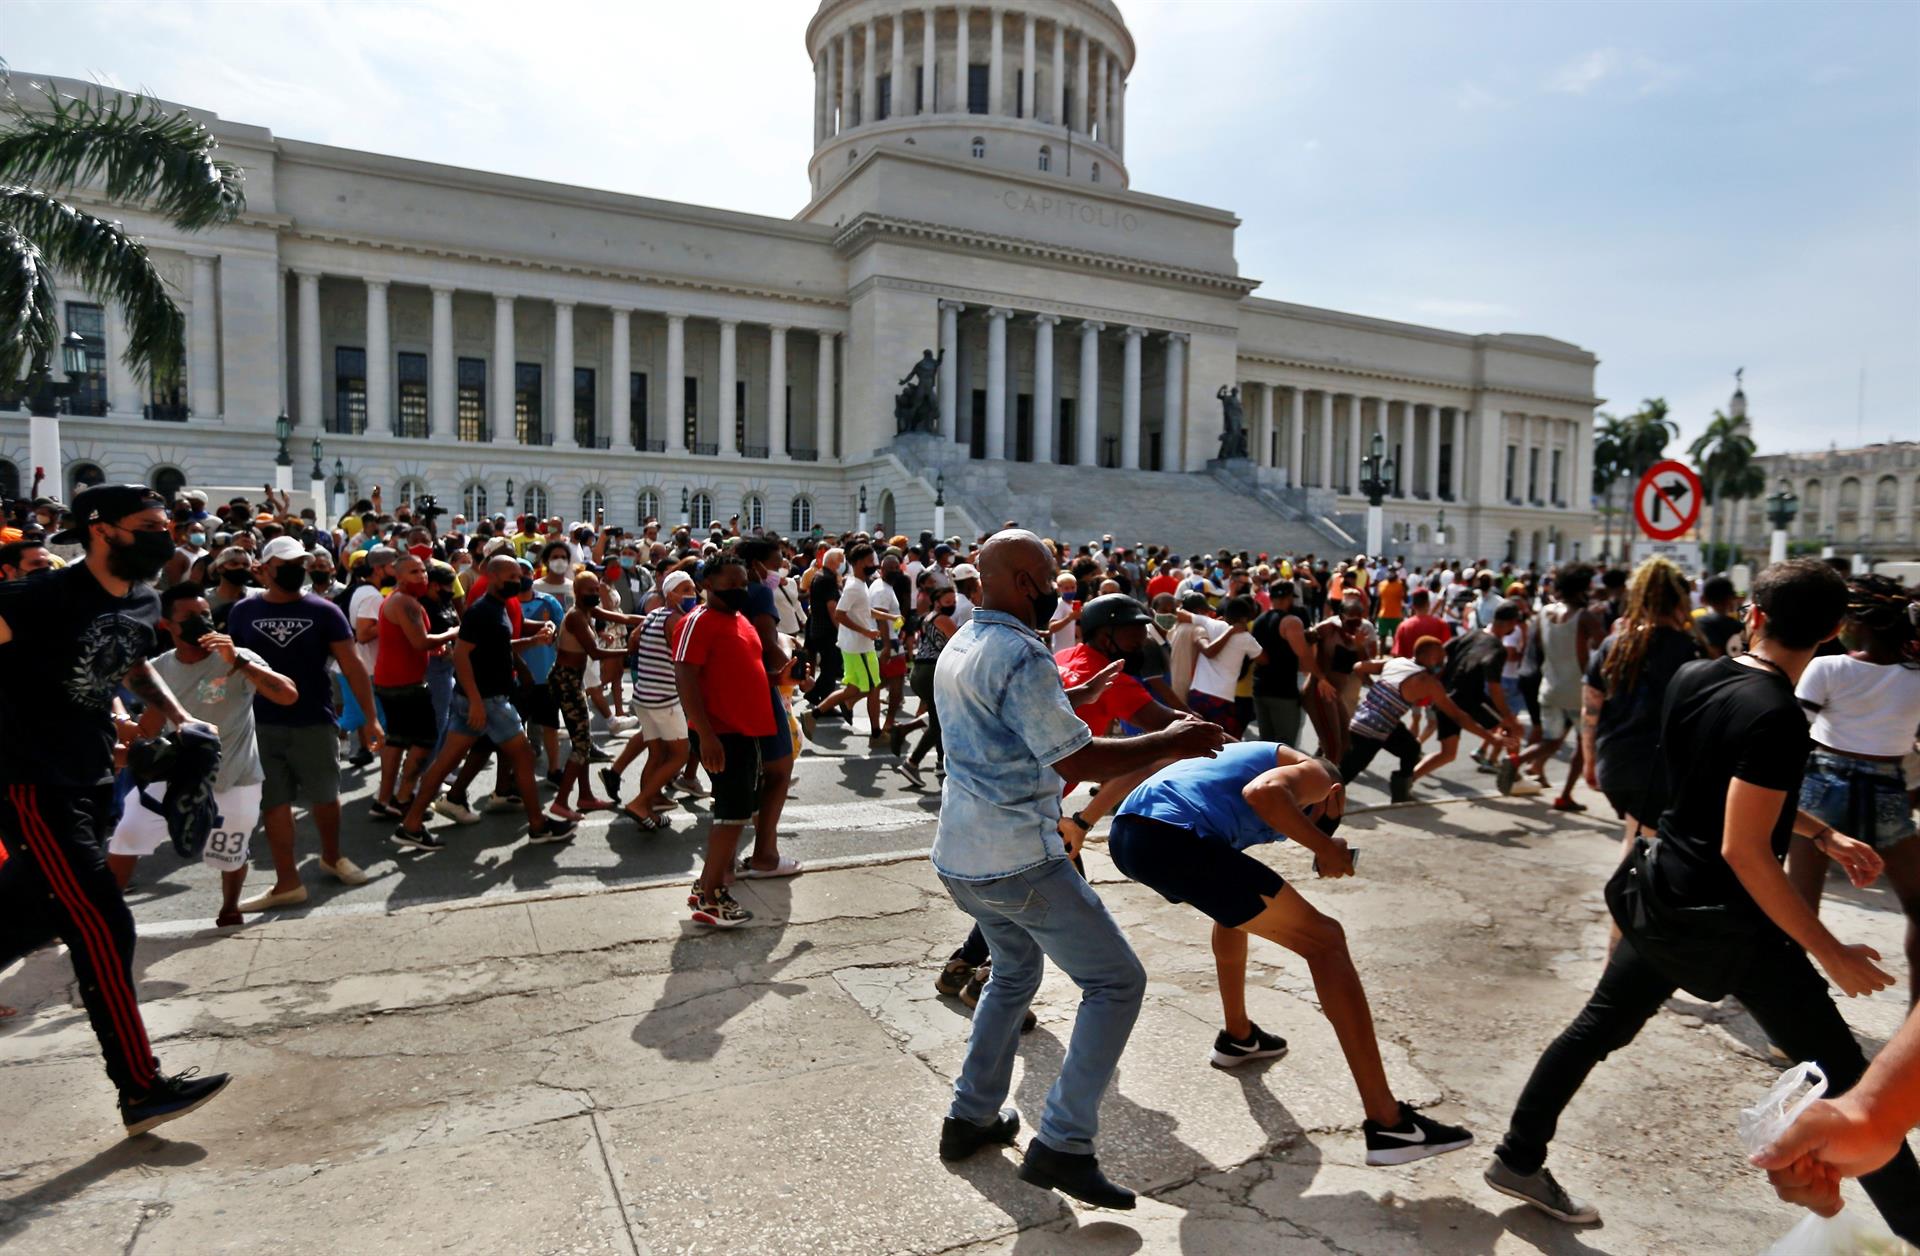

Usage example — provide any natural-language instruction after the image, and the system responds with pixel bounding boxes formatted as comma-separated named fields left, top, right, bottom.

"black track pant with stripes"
left=0, top=784, right=160, bottom=1097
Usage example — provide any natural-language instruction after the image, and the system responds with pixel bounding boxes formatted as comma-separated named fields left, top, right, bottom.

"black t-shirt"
left=459, top=595, right=517, bottom=699
left=1696, top=611, right=1741, bottom=654
left=806, top=569, right=840, bottom=648
left=1250, top=607, right=1305, bottom=697
left=1654, top=656, right=1810, bottom=914
left=1442, top=630, right=1507, bottom=708
left=1585, top=626, right=1704, bottom=778
left=0, top=565, right=160, bottom=787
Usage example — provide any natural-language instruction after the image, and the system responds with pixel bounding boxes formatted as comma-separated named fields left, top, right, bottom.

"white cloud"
left=1549, top=48, right=1619, bottom=95
left=1547, top=47, right=1684, bottom=98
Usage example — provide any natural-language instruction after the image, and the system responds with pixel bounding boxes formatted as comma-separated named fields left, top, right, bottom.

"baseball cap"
left=950, top=563, right=979, bottom=581
left=260, top=536, right=308, bottom=564
left=49, top=484, right=165, bottom=544
left=662, top=570, right=694, bottom=596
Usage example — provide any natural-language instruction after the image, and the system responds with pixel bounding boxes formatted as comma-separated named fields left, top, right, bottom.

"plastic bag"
left=1738, top=1061, right=1827, bottom=1156
left=1744, top=1062, right=1917, bottom=1256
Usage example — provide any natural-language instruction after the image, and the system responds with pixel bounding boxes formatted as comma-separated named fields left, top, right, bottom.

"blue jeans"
left=940, top=857, right=1146, bottom=1155
left=426, top=656, right=456, bottom=757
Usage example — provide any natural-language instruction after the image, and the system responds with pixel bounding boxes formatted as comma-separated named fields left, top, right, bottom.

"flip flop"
left=737, top=855, right=802, bottom=879
left=576, top=798, right=617, bottom=813
left=622, top=809, right=666, bottom=831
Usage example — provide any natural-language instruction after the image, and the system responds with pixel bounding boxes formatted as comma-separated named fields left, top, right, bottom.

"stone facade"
left=8, top=0, right=1597, bottom=561
left=1730, top=442, right=1920, bottom=560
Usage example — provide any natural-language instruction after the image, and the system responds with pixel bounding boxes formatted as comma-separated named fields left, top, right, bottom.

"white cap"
left=260, top=536, right=308, bottom=564
left=950, top=563, right=980, bottom=581
left=662, top=570, right=695, bottom=595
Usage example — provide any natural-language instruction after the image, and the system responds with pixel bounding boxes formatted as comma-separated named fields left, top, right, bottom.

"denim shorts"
left=1799, top=750, right=1916, bottom=849
left=450, top=694, right=526, bottom=747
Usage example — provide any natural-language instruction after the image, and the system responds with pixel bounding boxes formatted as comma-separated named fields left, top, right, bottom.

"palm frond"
left=0, top=186, right=182, bottom=384
left=0, top=219, right=59, bottom=384
left=0, top=82, right=244, bottom=230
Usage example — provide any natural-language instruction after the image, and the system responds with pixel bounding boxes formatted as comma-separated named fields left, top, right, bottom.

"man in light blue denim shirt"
left=931, top=530, right=1226, bottom=1210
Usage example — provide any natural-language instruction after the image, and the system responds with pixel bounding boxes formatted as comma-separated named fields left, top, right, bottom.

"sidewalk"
left=1, top=798, right=1909, bottom=1255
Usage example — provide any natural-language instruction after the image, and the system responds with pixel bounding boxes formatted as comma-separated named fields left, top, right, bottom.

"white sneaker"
left=1508, top=778, right=1544, bottom=797
left=320, top=856, right=369, bottom=886
left=432, top=796, right=481, bottom=825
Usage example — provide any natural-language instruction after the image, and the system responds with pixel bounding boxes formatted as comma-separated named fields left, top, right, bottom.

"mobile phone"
left=1312, top=847, right=1359, bottom=875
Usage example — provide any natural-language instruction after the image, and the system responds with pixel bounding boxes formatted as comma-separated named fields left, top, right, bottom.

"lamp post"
left=309, top=438, right=329, bottom=531
left=5, top=331, right=89, bottom=498
left=856, top=485, right=869, bottom=535
left=680, top=486, right=690, bottom=527
left=1820, top=525, right=1835, bottom=561
left=1357, top=432, right=1395, bottom=558
left=331, top=457, right=347, bottom=525
left=1765, top=488, right=1798, bottom=565
left=505, top=478, right=515, bottom=509
left=933, top=471, right=947, bottom=541
left=1435, top=506, right=1447, bottom=553
left=273, top=412, right=295, bottom=494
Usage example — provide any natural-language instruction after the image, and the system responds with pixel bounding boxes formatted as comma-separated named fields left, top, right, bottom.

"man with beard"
left=0, top=484, right=232, bottom=1134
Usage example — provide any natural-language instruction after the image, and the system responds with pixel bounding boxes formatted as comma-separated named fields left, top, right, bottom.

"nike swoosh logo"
left=1375, top=1128, right=1427, bottom=1143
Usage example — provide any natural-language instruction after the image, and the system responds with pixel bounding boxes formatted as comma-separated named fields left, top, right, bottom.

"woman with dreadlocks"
left=1789, top=573, right=1920, bottom=1005
left=1579, top=558, right=1706, bottom=846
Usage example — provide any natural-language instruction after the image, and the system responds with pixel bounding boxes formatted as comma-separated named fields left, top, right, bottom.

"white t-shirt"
left=1191, top=617, right=1263, bottom=700
left=349, top=584, right=384, bottom=676
left=1050, top=602, right=1079, bottom=652
left=837, top=577, right=876, bottom=654
left=952, top=591, right=975, bottom=628
left=1798, top=655, right=1920, bottom=758
left=868, top=576, right=901, bottom=646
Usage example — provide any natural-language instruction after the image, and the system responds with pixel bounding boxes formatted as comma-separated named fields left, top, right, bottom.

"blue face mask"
left=677, top=595, right=698, bottom=613
left=614, top=556, right=630, bottom=569
left=188, top=531, right=207, bottom=547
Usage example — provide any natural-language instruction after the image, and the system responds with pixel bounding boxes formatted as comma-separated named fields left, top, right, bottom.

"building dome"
left=805, top=0, right=1133, bottom=198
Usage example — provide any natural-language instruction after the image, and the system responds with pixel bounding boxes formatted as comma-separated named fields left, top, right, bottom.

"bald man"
left=931, top=529, right=1228, bottom=1209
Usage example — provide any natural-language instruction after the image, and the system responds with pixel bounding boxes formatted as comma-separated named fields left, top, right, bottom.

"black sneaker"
left=346, top=747, right=374, bottom=769
left=120, top=1068, right=231, bottom=1136
left=1388, top=771, right=1414, bottom=803
left=529, top=816, right=577, bottom=845
left=1363, top=1102, right=1474, bottom=1166
left=1209, top=1023, right=1289, bottom=1070
left=391, top=825, right=445, bottom=852
left=598, top=767, right=623, bottom=799
left=368, top=799, right=404, bottom=821
left=1018, top=1142, right=1135, bottom=1210
left=1484, top=1154, right=1600, bottom=1223
left=939, top=1107, right=1019, bottom=1162
left=895, top=760, right=926, bottom=789
left=690, top=886, right=753, bottom=928
left=588, top=746, right=613, bottom=763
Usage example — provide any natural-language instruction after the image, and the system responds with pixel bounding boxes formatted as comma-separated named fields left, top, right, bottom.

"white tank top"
left=1538, top=606, right=1587, bottom=711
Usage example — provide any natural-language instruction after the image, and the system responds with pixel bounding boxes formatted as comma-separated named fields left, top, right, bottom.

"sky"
left=9, top=0, right=1916, bottom=456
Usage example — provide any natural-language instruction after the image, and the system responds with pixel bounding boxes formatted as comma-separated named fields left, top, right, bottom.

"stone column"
left=1076, top=321, right=1103, bottom=466
left=814, top=51, right=827, bottom=143
left=1074, top=30, right=1088, bottom=132
left=863, top=21, right=878, bottom=125
left=1257, top=383, right=1275, bottom=468
left=1346, top=397, right=1363, bottom=492
left=1051, top=21, right=1065, bottom=124
left=1451, top=407, right=1468, bottom=503
left=890, top=16, right=907, bottom=119
left=1566, top=418, right=1583, bottom=512
left=987, top=7, right=1003, bottom=116
left=983, top=307, right=1010, bottom=461
left=492, top=296, right=514, bottom=443
left=1120, top=325, right=1143, bottom=469
left=104, top=300, right=139, bottom=415
left=664, top=314, right=686, bottom=454
left=296, top=269, right=321, bottom=429
left=717, top=320, right=738, bottom=456
left=1426, top=406, right=1443, bottom=500
left=839, top=31, right=853, bottom=127
left=1021, top=13, right=1036, bottom=118
left=1106, top=58, right=1119, bottom=149
left=1091, top=43, right=1104, bottom=140
left=429, top=286, right=455, bottom=440
left=769, top=325, right=789, bottom=461
left=1391, top=399, right=1408, bottom=496
left=610, top=308, right=632, bottom=450
left=1031, top=315, right=1057, bottom=464
left=922, top=8, right=937, bottom=112
left=364, top=279, right=391, bottom=436
left=938, top=300, right=963, bottom=442
left=1289, top=388, right=1305, bottom=487
left=816, top=331, right=836, bottom=459
left=1162, top=333, right=1186, bottom=473
left=1114, top=63, right=1125, bottom=153
left=189, top=253, right=221, bottom=418
left=551, top=301, right=576, bottom=448
left=1318, top=391, right=1334, bottom=488
left=955, top=7, right=969, bottom=111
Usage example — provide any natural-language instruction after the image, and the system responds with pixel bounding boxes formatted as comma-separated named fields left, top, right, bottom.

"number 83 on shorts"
left=108, top=782, right=261, bottom=874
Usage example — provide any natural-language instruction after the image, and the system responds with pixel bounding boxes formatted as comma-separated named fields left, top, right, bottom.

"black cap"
left=50, top=484, right=166, bottom=545
left=1079, top=593, right=1153, bottom=633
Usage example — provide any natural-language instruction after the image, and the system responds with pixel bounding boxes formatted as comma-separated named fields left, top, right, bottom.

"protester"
left=603, top=570, right=695, bottom=828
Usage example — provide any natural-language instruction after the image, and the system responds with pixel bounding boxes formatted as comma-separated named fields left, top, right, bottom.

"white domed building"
left=8, top=0, right=1597, bottom=561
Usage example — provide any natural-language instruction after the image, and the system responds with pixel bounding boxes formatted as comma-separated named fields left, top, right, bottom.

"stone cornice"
left=852, top=274, right=1238, bottom=337
left=833, top=213, right=1258, bottom=297
left=1241, top=296, right=1597, bottom=366
left=1234, top=349, right=1601, bottom=410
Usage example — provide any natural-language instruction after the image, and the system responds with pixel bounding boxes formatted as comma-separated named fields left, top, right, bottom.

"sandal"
left=623, top=807, right=665, bottom=831
left=576, top=797, right=616, bottom=813
left=737, top=854, right=803, bottom=879
left=550, top=804, right=585, bottom=822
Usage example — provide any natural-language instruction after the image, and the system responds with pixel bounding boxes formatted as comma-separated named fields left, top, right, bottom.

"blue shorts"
left=449, top=694, right=526, bottom=747
left=761, top=681, right=794, bottom=763
left=1799, top=750, right=1915, bottom=849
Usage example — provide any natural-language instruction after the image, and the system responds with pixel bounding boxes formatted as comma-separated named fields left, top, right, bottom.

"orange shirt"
left=1377, top=579, right=1406, bottom=618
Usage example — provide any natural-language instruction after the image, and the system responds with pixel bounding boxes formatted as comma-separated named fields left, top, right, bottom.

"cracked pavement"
left=2, top=793, right=1914, bottom=1254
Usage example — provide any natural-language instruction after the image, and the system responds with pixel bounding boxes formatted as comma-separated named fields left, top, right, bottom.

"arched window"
left=637, top=488, right=660, bottom=526
left=790, top=495, right=814, bottom=533
left=690, top=491, right=714, bottom=530
left=150, top=466, right=187, bottom=502
left=462, top=482, right=488, bottom=520
left=0, top=460, right=17, bottom=502
left=1037, top=145, right=1051, bottom=172
left=1417, top=524, right=1431, bottom=543
left=1802, top=479, right=1823, bottom=530
left=879, top=489, right=896, bottom=538
left=1090, top=161, right=1100, bottom=183
left=522, top=484, right=549, bottom=522
left=970, top=136, right=985, bottom=159
left=742, top=493, right=764, bottom=531
left=69, top=462, right=105, bottom=494
left=581, top=486, right=607, bottom=524
left=395, top=477, right=427, bottom=509
left=1874, top=475, right=1898, bottom=510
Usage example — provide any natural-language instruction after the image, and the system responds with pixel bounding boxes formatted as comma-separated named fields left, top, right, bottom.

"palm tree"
left=0, top=70, right=244, bottom=398
left=1622, top=397, right=1678, bottom=477
left=1689, top=408, right=1757, bottom=572
left=1591, top=411, right=1627, bottom=560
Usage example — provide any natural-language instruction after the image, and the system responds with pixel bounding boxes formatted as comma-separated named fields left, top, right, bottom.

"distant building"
left=1734, top=441, right=1920, bottom=560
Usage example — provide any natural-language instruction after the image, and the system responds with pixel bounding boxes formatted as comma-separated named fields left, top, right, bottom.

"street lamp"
left=680, top=486, right=690, bottom=527
left=308, top=438, right=329, bottom=531
left=272, top=411, right=295, bottom=494
left=1766, top=487, right=1799, bottom=565
left=857, top=485, right=870, bottom=534
left=1435, top=506, right=1448, bottom=552
left=332, top=457, right=347, bottom=524
left=1358, top=431, right=1395, bottom=557
left=505, top=477, right=515, bottom=508
left=933, top=471, right=947, bottom=541
left=3, top=331, right=90, bottom=495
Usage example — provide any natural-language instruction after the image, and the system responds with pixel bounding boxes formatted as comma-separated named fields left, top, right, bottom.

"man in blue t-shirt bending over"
left=1109, top=741, right=1475, bottom=1167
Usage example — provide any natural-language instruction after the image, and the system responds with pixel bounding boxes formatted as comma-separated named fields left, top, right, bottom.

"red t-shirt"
left=1392, top=614, right=1451, bottom=658
left=1054, top=643, right=1151, bottom=736
left=670, top=606, right=776, bottom=736
left=1146, top=573, right=1180, bottom=601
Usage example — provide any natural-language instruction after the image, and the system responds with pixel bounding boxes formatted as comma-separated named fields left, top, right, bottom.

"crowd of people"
left=0, top=478, right=1915, bottom=1242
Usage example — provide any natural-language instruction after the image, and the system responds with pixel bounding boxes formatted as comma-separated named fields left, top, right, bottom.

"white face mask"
left=547, top=559, right=570, bottom=577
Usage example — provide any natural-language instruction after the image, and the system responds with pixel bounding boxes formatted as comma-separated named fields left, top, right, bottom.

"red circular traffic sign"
left=1632, top=459, right=1703, bottom=542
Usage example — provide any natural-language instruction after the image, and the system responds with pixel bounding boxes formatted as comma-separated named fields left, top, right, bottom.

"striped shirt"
left=629, top=608, right=680, bottom=709
left=1350, top=657, right=1428, bottom=741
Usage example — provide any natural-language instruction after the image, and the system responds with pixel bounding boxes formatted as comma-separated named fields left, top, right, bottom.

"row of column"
left=288, top=270, right=836, bottom=460
left=1239, top=384, right=1474, bottom=505
left=1508, top=414, right=1582, bottom=509
left=815, top=7, right=1123, bottom=150
left=936, top=301, right=1184, bottom=470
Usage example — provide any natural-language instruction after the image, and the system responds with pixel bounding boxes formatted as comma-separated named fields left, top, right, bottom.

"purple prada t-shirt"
left=227, top=593, right=352, bottom=726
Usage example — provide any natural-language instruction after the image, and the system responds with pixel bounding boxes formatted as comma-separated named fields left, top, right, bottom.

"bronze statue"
left=895, top=349, right=945, bottom=434
left=1216, top=384, right=1248, bottom=459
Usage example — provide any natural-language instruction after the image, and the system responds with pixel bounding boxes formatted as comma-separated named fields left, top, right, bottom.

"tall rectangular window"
left=396, top=351, right=428, bottom=437
left=515, top=362, right=543, bottom=443
left=969, top=389, right=986, bottom=459
left=915, top=71, right=925, bottom=113
left=1063, top=89, right=1074, bottom=131
left=456, top=357, right=487, bottom=442
left=63, top=302, right=107, bottom=416
left=1527, top=448, right=1541, bottom=504
left=1550, top=450, right=1564, bottom=505
left=630, top=372, right=650, bottom=448
left=1439, top=444, right=1453, bottom=500
left=574, top=367, right=597, bottom=446
left=967, top=64, right=988, bottom=114
left=147, top=346, right=187, bottom=421
left=877, top=73, right=892, bottom=121
left=1503, top=444, right=1518, bottom=502
left=334, top=347, right=367, bottom=434
left=735, top=379, right=749, bottom=453
left=1057, top=398, right=1075, bottom=465
left=1013, top=394, right=1032, bottom=462
left=683, top=377, right=699, bottom=450
left=1016, top=75, right=1025, bottom=119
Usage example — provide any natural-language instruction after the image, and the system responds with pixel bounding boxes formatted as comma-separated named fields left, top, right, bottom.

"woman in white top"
left=1790, top=573, right=1920, bottom=1004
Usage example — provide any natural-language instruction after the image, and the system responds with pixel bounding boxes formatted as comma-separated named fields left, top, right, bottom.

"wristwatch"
left=1068, top=812, right=1091, bottom=832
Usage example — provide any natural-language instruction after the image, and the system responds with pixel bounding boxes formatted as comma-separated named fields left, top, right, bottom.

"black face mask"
left=937, top=599, right=957, bottom=616
left=310, top=570, right=334, bottom=591
left=495, top=580, right=521, bottom=599
left=105, top=528, right=178, bottom=581
left=271, top=562, right=310, bottom=593
left=176, top=614, right=216, bottom=646
left=715, top=587, right=750, bottom=613
left=1027, top=580, right=1060, bottom=634
left=578, top=592, right=601, bottom=611
left=218, top=567, right=250, bottom=586
left=378, top=572, right=397, bottom=590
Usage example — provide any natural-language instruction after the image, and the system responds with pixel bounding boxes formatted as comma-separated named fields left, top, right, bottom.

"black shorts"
left=711, top=732, right=764, bottom=825
left=1435, top=698, right=1498, bottom=742
left=1108, top=812, right=1285, bottom=928
left=375, top=684, right=437, bottom=749
left=514, top=681, right=560, bottom=729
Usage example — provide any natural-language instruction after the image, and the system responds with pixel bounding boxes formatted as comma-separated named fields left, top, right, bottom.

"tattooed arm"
left=123, top=658, right=197, bottom=730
